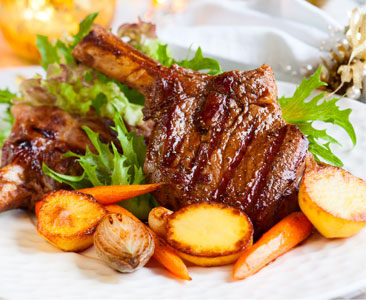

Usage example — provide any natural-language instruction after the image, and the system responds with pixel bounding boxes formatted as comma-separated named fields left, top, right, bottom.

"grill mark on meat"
left=244, top=125, right=288, bottom=208
left=287, top=141, right=308, bottom=189
left=199, top=93, right=228, bottom=127
left=199, top=103, right=246, bottom=195
left=212, top=122, right=255, bottom=201
left=250, top=126, right=308, bottom=237
left=31, top=127, right=55, bottom=139
left=163, top=97, right=196, bottom=167
left=185, top=94, right=231, bottom=191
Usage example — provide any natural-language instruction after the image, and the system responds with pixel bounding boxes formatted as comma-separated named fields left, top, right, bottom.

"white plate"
left=0, top=66, right=365, bottom=300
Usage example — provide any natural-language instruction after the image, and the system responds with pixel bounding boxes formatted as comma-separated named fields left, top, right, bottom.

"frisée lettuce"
left=43, top=112, right=157, bottom=220
left=279, top=68, right=356, bottom=167
left=0, top=89, right=16, bottom=153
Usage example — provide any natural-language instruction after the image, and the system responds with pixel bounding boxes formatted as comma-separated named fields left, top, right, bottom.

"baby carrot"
left=148, top=229, right=191, bottom=281
left=78, top=183, right=162, bottom=205
left=233, top=212, right=313, bottom=280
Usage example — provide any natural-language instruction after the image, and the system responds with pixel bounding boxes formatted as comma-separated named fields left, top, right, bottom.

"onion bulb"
left=94, top=213, right=154, bottom=273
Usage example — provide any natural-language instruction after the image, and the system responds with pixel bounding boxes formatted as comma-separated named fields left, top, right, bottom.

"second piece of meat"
left=0, top=104, right=117, bottom=212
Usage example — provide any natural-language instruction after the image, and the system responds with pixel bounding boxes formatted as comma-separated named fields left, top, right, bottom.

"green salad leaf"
left=118, top=19, right=222, bottom=74
left=279, top=67, right=356, bottom=167
left=177, top=47, right=222, bottom=75
left=71, top=12, right=99, bottom=47
left=36, top=12, right=98, bottom=69
left=0, top=89, right=16, bottom=121
left=36, top=35, right=60, bottom=70
left=42, top=112, right=156, bottom=220
left=18, top=63, right=144, bottom=125
left=149, top=42, right=175, bottom=67
left=0, top=89, right=16, bottom=151
left=20, top=13, right=144, bottom=126
left=139, top=40, right=222, bottom=74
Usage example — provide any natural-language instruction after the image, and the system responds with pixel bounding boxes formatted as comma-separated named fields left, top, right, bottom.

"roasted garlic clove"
left=94, top=213, right=154, bottom=273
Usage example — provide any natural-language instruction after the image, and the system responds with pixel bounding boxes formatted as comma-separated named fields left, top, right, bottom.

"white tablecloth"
left=113, top=0, right=364, bottom=84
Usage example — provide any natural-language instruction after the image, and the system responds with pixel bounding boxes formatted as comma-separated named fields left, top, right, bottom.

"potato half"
left=299, top=166, right=366, bottom=238
left=37, top=190, right=107, bottom=252
left=166, top=202, right=253, bottom=267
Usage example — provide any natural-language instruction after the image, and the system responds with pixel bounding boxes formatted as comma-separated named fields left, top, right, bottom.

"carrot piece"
left=78, top=184, right=162, bottom=205
left=105, top=204, right=191, bottom=280
left=149, top=229, right=191, bottom=281
left=233, top=212, right=313, bottom=280
left=35, top=201, right=44, bottom=218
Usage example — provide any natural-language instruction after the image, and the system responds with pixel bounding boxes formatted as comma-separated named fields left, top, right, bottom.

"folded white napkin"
left=157, top=0, right=344, bottom=82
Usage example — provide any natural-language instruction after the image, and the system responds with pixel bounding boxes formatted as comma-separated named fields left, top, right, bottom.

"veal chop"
left=73, top=25, right=309, bottom=238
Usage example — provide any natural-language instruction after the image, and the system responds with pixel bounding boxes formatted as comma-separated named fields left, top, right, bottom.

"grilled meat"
left=0, top=103, right=116, bottom=212
left=73, top=24, right=309, bottom=238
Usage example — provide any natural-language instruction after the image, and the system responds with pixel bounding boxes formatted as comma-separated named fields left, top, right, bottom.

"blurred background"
left=0, top=0, right=365, bottom=100
left=0, top=0, right=362, bottom=66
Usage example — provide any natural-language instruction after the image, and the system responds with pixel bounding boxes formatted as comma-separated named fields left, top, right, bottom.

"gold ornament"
left=319, top=8, right=366, bottom=100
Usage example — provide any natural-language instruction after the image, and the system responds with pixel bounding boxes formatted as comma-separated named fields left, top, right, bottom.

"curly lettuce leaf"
left=0, top=89, right=16, bottom=151
left=117, top=19, right=157, bottom=47
left=30, top=13, right=145, bottom=126
left=71, top=12, right=99, bottom=47
left=36, top=12, right=98, bottom=69
left=118, top=18, right=222, bottom=74
left=177, top=47, right=222, bottom=75
left=36, top=35, right=60, bottom=70
left=141, top=41, right=222, bottom=74
left=42, top=113, right=156, bottom=220
left=145, top=41, right=174, bottom=66
left=0, top=89, right=16, bottom=122
left=279, top=67, right=356, bottom=167
left=18, top=62, right=144, bottom=126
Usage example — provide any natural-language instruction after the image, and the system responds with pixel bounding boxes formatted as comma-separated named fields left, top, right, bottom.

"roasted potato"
left=166, top=202, right=253, bottom=267
left=148, top=206, right=173, bottom=237
left=37, top=190, right=107, bottom=251
left=299, top=166, right=366, bottom=238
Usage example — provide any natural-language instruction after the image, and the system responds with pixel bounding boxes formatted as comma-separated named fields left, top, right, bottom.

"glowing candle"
left=0, top=0, right=116, bottom=62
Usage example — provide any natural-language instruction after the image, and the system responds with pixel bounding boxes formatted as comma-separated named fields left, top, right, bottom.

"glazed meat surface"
left=0, top=103, right=116, bottom=212
left=73, top=24, right=309, bottom=238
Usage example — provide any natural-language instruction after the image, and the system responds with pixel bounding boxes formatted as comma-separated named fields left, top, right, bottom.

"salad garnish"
left=42, top=112, right=155, bottom=219
left=279, top=68, right=356, bottom=167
